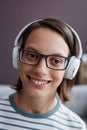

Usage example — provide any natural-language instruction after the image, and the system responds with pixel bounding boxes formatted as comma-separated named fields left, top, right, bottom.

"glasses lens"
left=20, top=50, right=40, bottom=65
left=47, top=55, right=68, bottom=70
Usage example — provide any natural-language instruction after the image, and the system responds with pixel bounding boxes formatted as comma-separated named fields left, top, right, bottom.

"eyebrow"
left=24, top=46, right=68, bottom=57
left=24, top=47, right=38, bottom=52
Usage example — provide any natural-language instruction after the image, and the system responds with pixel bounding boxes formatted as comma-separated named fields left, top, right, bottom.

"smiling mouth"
left=27, top=75, right=51, bottom=87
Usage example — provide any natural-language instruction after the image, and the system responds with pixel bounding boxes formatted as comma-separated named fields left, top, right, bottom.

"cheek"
left=53, top=71, right=65, bottom=86
left=19, top=64, right=25, bottom=75
left=19, top=64, right=33, bottom=82
left=19, top=63, right=30, bottom=74
left=19, top=64, right=27, bottom=80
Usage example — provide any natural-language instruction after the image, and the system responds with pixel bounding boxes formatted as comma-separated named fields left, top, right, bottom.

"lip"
left=27, top=75, right=51, bottom=89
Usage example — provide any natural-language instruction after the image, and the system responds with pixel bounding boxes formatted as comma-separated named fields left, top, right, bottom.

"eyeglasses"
left=19, top=49, right=69, bottom=70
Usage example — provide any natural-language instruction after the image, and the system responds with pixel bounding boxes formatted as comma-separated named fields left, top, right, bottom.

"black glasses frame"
left=19, top=49, right=70, bottom=70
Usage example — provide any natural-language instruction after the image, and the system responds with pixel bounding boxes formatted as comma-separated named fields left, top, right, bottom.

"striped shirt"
left=0, top=94, right=86, bottom=130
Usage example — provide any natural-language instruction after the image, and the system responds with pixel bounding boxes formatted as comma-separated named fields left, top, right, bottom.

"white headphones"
left=12, top=19, right=82, bottom=80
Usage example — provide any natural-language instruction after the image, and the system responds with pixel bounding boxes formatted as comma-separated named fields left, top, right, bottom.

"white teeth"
left=32, top=80, right=47, bottom=85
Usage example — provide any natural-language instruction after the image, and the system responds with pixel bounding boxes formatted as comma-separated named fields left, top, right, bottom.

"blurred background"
left=0, top=0, right=87, bottom=125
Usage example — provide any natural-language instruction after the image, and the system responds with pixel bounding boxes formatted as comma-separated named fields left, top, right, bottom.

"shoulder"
left=0, top=97, right=10, bottom=106
left=59, top=103, right=86, bottom=129
left=0, top=98, right=11, bottom=115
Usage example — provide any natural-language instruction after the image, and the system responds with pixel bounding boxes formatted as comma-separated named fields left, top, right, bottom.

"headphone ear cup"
left=12, top=46, right=19, bottom=69
left=64, top=56, right=81, bottom=79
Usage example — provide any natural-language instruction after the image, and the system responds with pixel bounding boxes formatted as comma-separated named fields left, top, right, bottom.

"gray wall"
left=0, top=0, right=87, bottom=84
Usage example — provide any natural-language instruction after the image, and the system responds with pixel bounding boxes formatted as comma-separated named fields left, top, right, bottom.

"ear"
left=64, top=56, right=81, bottom=79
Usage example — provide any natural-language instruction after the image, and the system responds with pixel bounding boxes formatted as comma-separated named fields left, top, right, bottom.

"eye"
left=52, top=58, right=61, bottom=65
left=28, top=52, right=36, bottom=58
left=24, top=51, right=35, bottom=57
left=49, top=56, right=64, bottom=66
left=24, top=51, right=37, bottom=59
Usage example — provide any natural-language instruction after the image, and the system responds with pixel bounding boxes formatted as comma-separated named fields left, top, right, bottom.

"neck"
left=13, top=92, right=58, bottom=114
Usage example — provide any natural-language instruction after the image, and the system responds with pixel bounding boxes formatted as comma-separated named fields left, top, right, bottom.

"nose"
left=34, top=58, right=48, bottom=75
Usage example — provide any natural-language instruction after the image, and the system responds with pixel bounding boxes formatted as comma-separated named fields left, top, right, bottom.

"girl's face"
left=19, top=27, right=69, bottom=98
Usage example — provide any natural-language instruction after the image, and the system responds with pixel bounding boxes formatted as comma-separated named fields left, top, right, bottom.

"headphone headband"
left=65, top=24, right=82, bottom=59
left=14, top=20, right=41, bottom=47
left=14, top=19, right=82, bottom=59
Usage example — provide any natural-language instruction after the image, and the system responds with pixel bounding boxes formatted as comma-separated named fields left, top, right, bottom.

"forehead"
left=24, top=27, right=70, bottom=56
